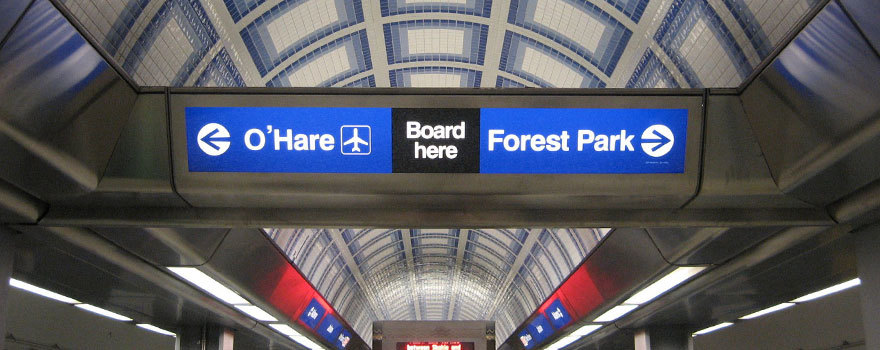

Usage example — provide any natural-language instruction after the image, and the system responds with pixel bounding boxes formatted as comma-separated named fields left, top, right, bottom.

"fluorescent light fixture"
left=167, top=267, right=249, bottom=305
left=739, top=303, right=795, bottom=320
left=235, top=304, right=278, bottom=322
left=571, top=324, right=602, bottom=337
left=693, top=322, right=733, bottom=336
left=545, top=335, right=580, bottom=350
left=623, top=266, right=706, bottom=305
left=792, top=278, right=861, bottom=303
left=269, top=324, right=299, bottom=336
left=75, top=304, right=133, bottom=321
left=593, top=304, right=639, bottom=322
left=137, top=324, right=176, bottom=337
left=9, top=278, right=80, bottom=304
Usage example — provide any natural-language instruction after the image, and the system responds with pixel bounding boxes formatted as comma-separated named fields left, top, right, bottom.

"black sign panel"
left=392, top=108, right=480, bottom=173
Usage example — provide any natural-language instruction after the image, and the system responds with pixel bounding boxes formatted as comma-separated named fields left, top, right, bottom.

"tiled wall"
left=61, top=0, right=821, bottom=88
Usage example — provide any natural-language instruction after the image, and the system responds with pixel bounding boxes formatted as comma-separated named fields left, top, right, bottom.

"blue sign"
left=527, top=314, right=554, bottom=344
left=480, top=108, right=687, bottom=173
left=299, top=298, right=326, bottom=329
left=318, top=314, right=343, bottom=343
left=336, top=329, right=352, bottom=349
left=519, top=329, right=536, bottom=349
left=545, top=299, right=572, bottom=329
left=185, top=107, right=687, bottom=174
left=186, top=107, right=392, bottom=173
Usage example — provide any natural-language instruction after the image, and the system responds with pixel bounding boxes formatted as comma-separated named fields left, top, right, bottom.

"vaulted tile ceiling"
left=61, top=0, right=822, bottom=88
left=264, top=229, right=609, bottom=346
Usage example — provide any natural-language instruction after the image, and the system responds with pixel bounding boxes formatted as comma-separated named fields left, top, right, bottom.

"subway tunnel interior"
left=1, top=0, right=879, bottom=349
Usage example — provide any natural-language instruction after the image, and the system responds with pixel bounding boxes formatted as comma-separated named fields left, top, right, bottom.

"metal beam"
left=485, top=229, right=540, bottom=319
left=401, top=229, right=422, bottom=320
left=446, top=229, right=470, bottom=320
left=328, top=229, right=386, bottom=320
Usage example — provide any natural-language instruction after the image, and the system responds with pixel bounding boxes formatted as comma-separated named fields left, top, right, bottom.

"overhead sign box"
left=185, top=107, right=687, bottom=174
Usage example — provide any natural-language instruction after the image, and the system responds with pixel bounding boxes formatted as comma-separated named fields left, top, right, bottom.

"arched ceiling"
left=263, top=229, right=609, bottom=345
left=59, top=0, right=822, bottom=88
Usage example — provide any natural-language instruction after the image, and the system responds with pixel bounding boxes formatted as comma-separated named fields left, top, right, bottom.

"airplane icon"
left=340, top=125, right=371, bottom=155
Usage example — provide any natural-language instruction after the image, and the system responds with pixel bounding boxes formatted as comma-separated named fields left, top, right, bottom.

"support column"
left=856, top=225, right=880, bottom=350
left=0, top=227, right=15, bottom=350
left=634, top=327, right=692, bottom=350
left=178, top=325, right=234, bottom=350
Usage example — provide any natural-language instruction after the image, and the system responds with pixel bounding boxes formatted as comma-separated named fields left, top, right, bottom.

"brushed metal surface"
left=91, top=227, right=229, bottom=266
left=619, top=225, right=854, bottom=329
left=685, top=95, right=811, bottom=209
left=65, top=93, right=188, bottom=207
left=646, top=227, right=786, bottom=265
left=169, top=92, right=703, bottom=210
left=0, top=0, right=30, bottom=45
left=740, top=2, right=880, bottom=206
left=0, top=177, right=45, bottom=223
left=0, top=0, right=137, bottom=202
left=10, top=225, right=303, bottom=350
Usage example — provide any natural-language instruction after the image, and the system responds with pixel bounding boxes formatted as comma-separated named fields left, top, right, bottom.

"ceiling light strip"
left=791, top=278, right=861, bottom=303
left=693, top=322, right=733, bottom=336
left=9, top=278, right=81, bottom=304
left=75, top=304, right=134, bottom=321
left=137, top=324, right=177, bottom=337
left=739, top=303, right=795, bottom=320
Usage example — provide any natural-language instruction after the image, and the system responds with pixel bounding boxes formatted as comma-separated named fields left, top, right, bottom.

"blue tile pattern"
left=267, top=30, right=372, bottom=87
left=101, top=0, right=150, bottom=55
left=223, top=0, right=266, bottom=22
left=388, top=66, right=482, bottom=87
left=195, top=48, right=246, bottom=86
left=627, top=49, right=680, bottom=88
left=61, top=0, right=824, bottom=88
left=720, top=0, right=771, bottom=57
left=240, top=0, right=364, bottom=76
left=380, top=0, right=493, bottom=18
left=508, top=0, right=632, bottom=75
left=384, top=20, right=489, bottom=65
left=604, top=0, right=649, bottom=22
left=654, top=0, right=752, bottom=87
left=122, top=0, right=218, bottom=86
left=496, top=76, right=528, bottom=87
left=499, top=31, right=605, bottom=88
left=342, top=75, right=376, bottom=87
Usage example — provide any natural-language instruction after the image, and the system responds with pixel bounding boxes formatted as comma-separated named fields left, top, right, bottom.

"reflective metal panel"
left=0, top=0, right=137, bottom=201
left=686, top=94, right=812, bottom=209
left=740, top=2, right=880, bottom=206
left=91, top=227, right=229, bottom=266
left=0, top=0, right=30, bottom=43
left=841, top=0, right=880, bottom=51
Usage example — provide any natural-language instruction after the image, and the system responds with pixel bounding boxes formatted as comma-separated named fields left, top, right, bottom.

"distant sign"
left=299, top=298, right=326, bottom=329
left=398, top=342, right=474, bottom=350
left=545, top=299, right=572, bottom=330
left=318, top=314, right=343, bottom=344
left=186, top=107, right=687, bottom=174
left=527, top=314, right=554, bottom=344
left=336, top=329, right=352, bottom=350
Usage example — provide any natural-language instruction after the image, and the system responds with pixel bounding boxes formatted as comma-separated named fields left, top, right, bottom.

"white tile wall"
left=533, top=0, right=606, bottom=53
left=521, top=46, right=584, bottom=87
left=135, top=17, right=194, bottom=86
left=410, top=73, right=462, bottom=87
left=406, top=28, right=466, bottom=55
left=267, top=0, right=339, bottom=52
left=287, top=45, right=350, bottom=86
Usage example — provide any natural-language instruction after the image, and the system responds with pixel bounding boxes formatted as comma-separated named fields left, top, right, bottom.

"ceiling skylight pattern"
left=61, top=0, right=822, bottom=88
left=263, top=228, right=609, bottom=346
